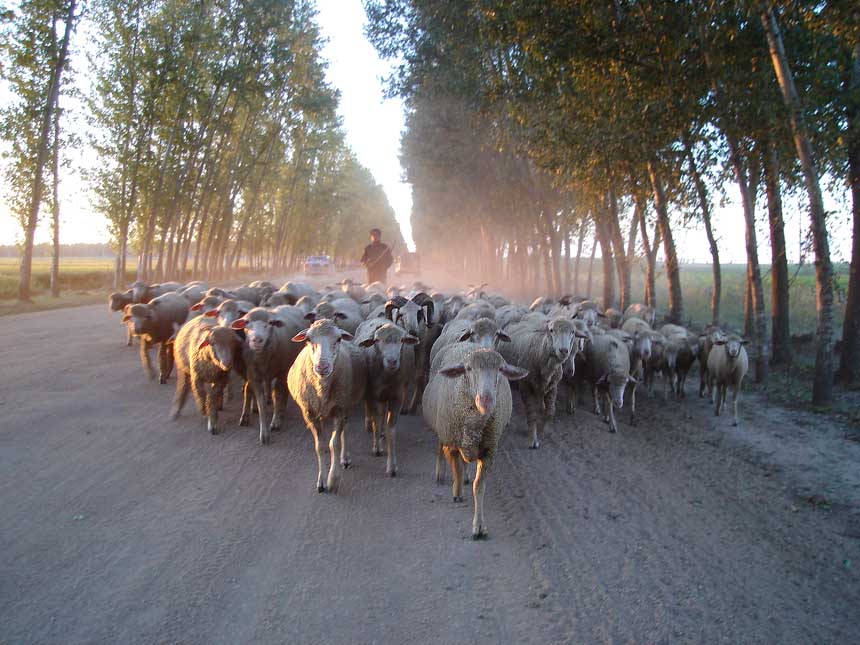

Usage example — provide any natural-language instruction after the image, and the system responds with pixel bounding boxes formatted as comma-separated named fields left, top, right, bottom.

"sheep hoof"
left=270, top=424, right=280, bottom=433
left=453, top=495, right=464, bottom=503
left=317, top=484, right=326, bottom=493
left=209, top=425, right=219, bottom=435
left=342, top=460, right=351, bottom=469
left=238, top=415, right=250, bottom=427
left=388, top=469, right=397, bottom=478
left=159, top=375, right=168, bottom=385
left=529, top=441, right=540, bottom=450
left=472, top=530, right=487, bottom=541
left=609, top=426, right=617, bottom=434
left=463, top=476, right=470, bottom=485
left=169, top=408, right=180, bottom=421
left=259, top=432, right=270, bottom=446
left=732, top=420, right=739, bottom=427
left=374, top=449, right=383, bottom=457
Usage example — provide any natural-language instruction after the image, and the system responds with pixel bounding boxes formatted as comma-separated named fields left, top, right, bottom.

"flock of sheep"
left=109, top=278, right=750, bottom=539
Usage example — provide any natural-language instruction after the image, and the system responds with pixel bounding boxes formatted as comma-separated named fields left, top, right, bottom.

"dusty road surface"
left=1, top=302, right=859, bottom=644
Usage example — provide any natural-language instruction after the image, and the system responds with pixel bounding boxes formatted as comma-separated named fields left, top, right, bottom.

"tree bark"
left=50, top=97, right=60, bottom=298
left=682, top=131, right=721, bottom=325
left=838, top=45, right=860, bottom=383
left=764, top=136, right=792, bottom=365
left=573, top=221, right=585, bottom=295
left=761, top=5, right=834, bottom=404
left=586, top=236, right=597, bottom=298
left=636, top=196, right=660, bottom=310
left=606, top=184, right=630, bottom=310
left=647, top=161, right=683, bottom=323
left=18, top=0, right=76, bottom=301
left=595, top=214, right=615, bottom=308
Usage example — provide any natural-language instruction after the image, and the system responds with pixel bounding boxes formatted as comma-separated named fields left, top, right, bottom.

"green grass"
left=0, top=257, right=137, bottom=301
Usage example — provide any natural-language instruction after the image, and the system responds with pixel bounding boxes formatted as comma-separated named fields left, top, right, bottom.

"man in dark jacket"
left=361, top=228, right=394, bottom=284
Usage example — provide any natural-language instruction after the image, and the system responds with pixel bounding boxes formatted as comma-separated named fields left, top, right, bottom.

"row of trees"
left=364, top=0, right=859, bottom=405
left=2, top=0, right=404, bottom=298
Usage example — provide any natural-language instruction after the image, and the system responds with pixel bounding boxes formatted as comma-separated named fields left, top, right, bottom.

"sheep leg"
left=339, top=420, right=351, bottom=469
left=384, top=403, right=400, bottom=477
left=699, top=370, right=708, bottom=398
left=202, top=381, right=220, bottom=435
left=158, top=342, right=174, bottom=384
left=140, top=338, right=155, bottom=381
left=238, top=381, right=250, bottom=426
left=170, top=372, right=191, bottom=420
left=471, top=459, right=489, bottom=539
left=435, top=441, right=446, bottom=484
left=605, top=391, right=618, bottom=433
left=126, top=325, right=133, bottom=347
left=366, top=401, right=384, bottom=456
left=327, top=417, right=345, bottom=493
left=306, top=414, right=327, bottom=493
left=629, top=381, right=637, bottom=426
left=270, top=378, right=287, bottom=433
left=190, top=373, right=207, bottom=415
left=445, top=447, right=464, bottom=502
left=714, top=383, right=724, bottom=417
left=731, top=383, right=741, bottom=427
left=253, top=380, right=271, bottom=445
left=591, top=384, right=601, bottom=415
left=522, top=389, right=541, bottom=449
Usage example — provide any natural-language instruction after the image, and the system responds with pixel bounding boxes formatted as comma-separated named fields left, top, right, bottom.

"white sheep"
left=499, top=316, right=579, bottom=448
left=287, top=320, right=367, bottom=493
left=707, top=335, right=749, bottom=426
left=580, top=334, right=635, bottom=433
left=429, top=317, right=511, bottom=369
left=422, top=345, right=527, bottom=539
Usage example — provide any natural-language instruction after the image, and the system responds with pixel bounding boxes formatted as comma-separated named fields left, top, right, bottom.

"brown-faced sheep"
left=123, top=292, right=190, bottom=383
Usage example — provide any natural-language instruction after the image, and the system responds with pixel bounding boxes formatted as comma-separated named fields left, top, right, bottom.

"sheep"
left=360, top=292, right=386, bottom=319
left=423, top=345, right=527, bottom=539
left=263, top=292, right=293, bottom=308
left=294, top=295, right=318, bottom=315
left=339, top=278, right=366, bottom=302
left=280, top=281, right=319, bottom=301
left=197, top=298, right=252, bottom=328
left=178, top=282, right=207, bottom=305
left=130, top=280, right=181, bottom=304
left=382, top=294, right=438, bottom=414
left=559, top=318, right=592, bottom=414
left=304, top=298, right=364, bottom=335
left=659, top=325, right=699, bottom=399
left=455, top=300, right=496, bottom=322
left=355, top=318, right=419, bottom=476
left=603, top=308, right=622, bottom=329
left=495, top=304, right=528, bottom=330
left=611, top=320, right=662, bottom=425
left=579, top=334, right=635, bottom=433
left=122, top=292, right=190, bottom=383
left=230, top=307, right=303, bottom=445
left=464, top=283, right=489, bottom=301
left=169, top=316, right=240, bottom=434
left=698, top=325, right=727, bottom=400
left=499, top=316, right=579, bottom=448
left=229, top=285, right=262, bottom=306
left=109, top=290, right=135, bottom=346
left=429, top=317, right=511, bottom=370
left=622, top=304, right=656, bottom=328
left=287, top=319, right=367, bottom=493
left=707, top=335, right=749, bottom=426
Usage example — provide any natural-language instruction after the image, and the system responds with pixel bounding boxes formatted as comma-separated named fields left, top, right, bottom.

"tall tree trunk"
left=647, top=161, right=683, bottom=323
left=682, top=131, right=721, bottom=325
left=744, top=267, right=754, bottom=339
left=586, top=236, right=597, bottom=298
left=50, top=101, right=60, bottom=298
left=838, top=45, right=860, bottom=384
left=764, top=136, right=792, bottom=365
left=761, top=5, right=834, bottom=404
left=563, top=233, right=571, bottom=294
left=636, top=197, right=660, bottom=310
left=115, top=220, right=129, bottom=290
left=18, top=0, right=76, bottom=301
left=606, top=184, right=630, bottom=310
left=596, top=215, right=615, bottom=308
left=573, top=221, right=585, bottom=295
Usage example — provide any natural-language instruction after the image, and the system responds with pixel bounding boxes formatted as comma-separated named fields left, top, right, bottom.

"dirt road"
left=1, top=303, right=858, bottom=644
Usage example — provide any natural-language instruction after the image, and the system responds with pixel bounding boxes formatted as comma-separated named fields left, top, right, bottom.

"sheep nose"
left=314, top=362, right=331, bottom=376
left=558, top=347, right=569, bottom=359
left=475, top=394, right=494, bottom=414
left=383, top=359, right=398, bottom=370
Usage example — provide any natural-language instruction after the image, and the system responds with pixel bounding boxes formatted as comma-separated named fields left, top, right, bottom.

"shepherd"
left=361, top=228, right=394, bottom=285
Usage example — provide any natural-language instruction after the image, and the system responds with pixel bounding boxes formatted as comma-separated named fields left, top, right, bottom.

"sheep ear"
left=458, top=330, right=473, bottom=342
left=402, top=334, right=419, bottom=345
left=230, top=319, right=247, bottom=331
left=291, top=329, right=309, bottom=342
left=190, top=302, right=203, bottom=311
left=203, top=309, right=219, bottom=317
left=122, top=314, right=131, bottom=323
left=339, top=331, right=354, bottom=341
left=496, top=331, right=511, bottom=343
left=439, top=365, right=466, bottom=378
left=269, top=319, right=284, bottom=327
left=334, top=312, right=348, bottom=320
left=500, top=363, right=528, bottom=381
left=198, top=338, right=211, bottom=350
left=575, top=331, right=590, bottom=339
left=304, top=312, right=316, bottom=321
left=740, top=339, right=750, bottom=345
left=358, top=337, right=375, bottom=348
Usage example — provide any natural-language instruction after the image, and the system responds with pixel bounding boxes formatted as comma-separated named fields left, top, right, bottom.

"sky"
left=0, top=0, right=853, bottom=265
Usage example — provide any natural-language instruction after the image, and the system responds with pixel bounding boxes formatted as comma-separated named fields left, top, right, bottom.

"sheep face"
left=546, top=318, right=577, bottom=362
left=200, top=326, right=239, bottom=372
left=598, top=372, right=634, bottom=409
left=459, top=318, right=510, bottom=351
left=387, top=299, right=431, bottom=337
left=125, top=303, right=153, bottom=336
left=632, top=333, right=653, bottom=363
left=574, top=308, right=601, bottom=328
left=109, top=290, right=133, bottom=312
left=440, top=349, right=527, bottom=416
left=191, top=295, right=223, bottom=315
left=717, top=336, right=748, bottom=359
left=292, top=320, right=354, bottom=378
left=231, top=311, right=283, bottom=353
left=359, top=324, right=419, bottom=371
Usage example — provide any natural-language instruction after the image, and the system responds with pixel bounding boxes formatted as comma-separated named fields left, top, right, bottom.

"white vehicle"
left=304, top=255, right=333, bottom=275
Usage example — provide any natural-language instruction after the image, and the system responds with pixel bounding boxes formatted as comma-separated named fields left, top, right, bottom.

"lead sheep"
left=707, top=335, right=749, bottom=426
left=123, top=292, right=190, bottom=383
left=169, top=316, right=240, bottom=434
left=288, top=320, right=367, bottom=493
left=499, top=315, right=579, bottom=448
left=423, top=345, right=527, bottom=539
left=355, top=318, right=419, bottom=477
left=109, top=290, right=135, bottom=346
